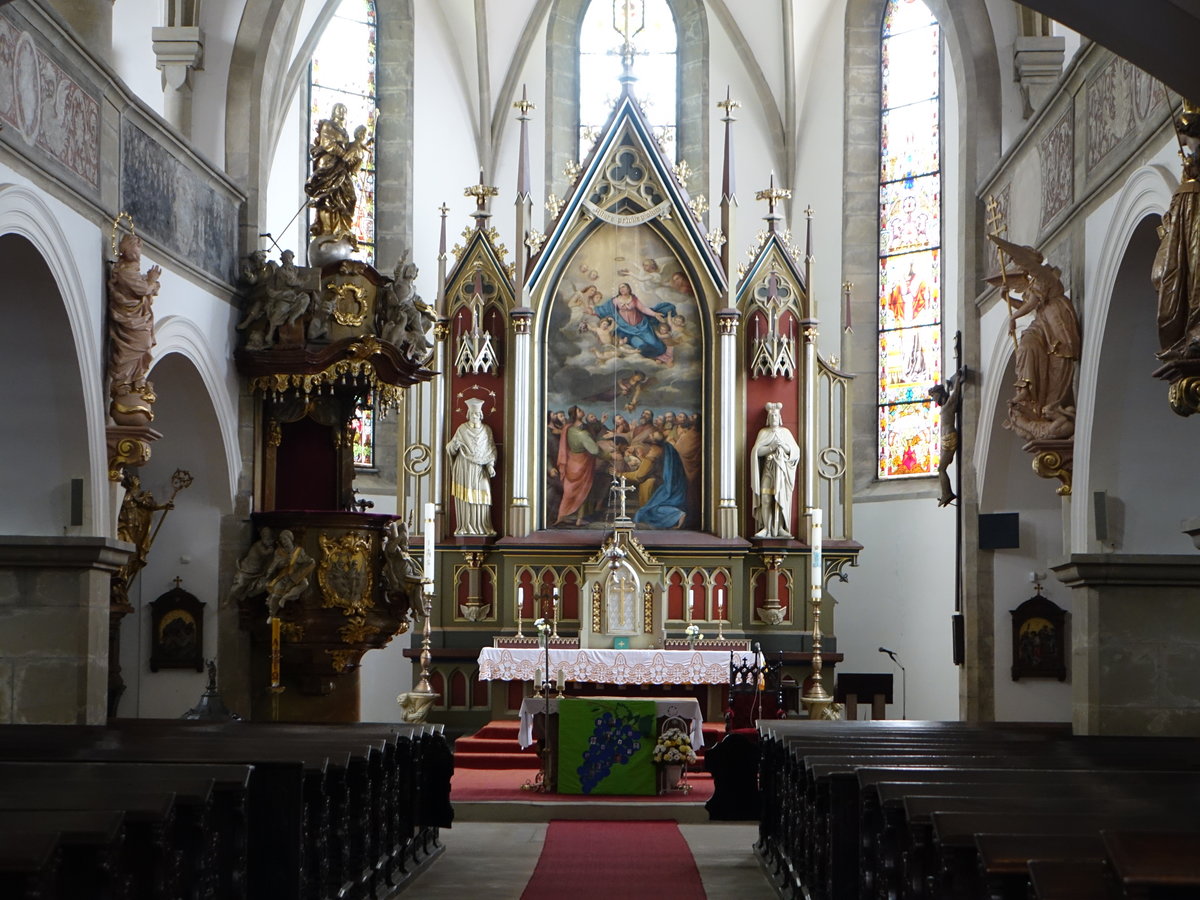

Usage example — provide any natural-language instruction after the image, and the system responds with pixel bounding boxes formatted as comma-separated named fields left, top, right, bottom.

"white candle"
left=811, top=507, right=823, bottom=600
left=534, top=667, right=542, bottom=686
left=423, top=502, right=436, bottom=593
left=557, top=669, right=565, bottom=690
left=718, top=587, right=725, bottom=620
left=552, top=587, right=559, bottom=608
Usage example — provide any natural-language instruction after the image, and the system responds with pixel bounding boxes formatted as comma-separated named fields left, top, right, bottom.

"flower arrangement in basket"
left=652, top=727, right=698, bottom=765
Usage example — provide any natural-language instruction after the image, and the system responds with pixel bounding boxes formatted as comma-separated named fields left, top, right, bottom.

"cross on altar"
left=611, top=475, right=634, bottom=522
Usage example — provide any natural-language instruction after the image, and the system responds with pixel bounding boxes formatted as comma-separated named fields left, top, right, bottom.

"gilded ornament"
left=563, top=160, right=582, bottom=184
left=688, top=194, right=709, bottom=219
left=673, top=160, right=692, bottom=189
left=591, top=582, right=602, bottom=632
left=317, top=532, right=374, bottom=616
left=326, top=648, right=359, bottom=673
left=402, top=443, right=433, bottom=477
left=525, top=229, right=547, bottom=254
left=280, top=622, right=306, bottom=641
left=327, top=282, right=368, bottom=326
left=339, top=615, right=381, bottom=644
left=642, top=582, right=654, bottom=634
left=1031, top=447, right=1073, bottom=495
left=108, top=437, right=152, bottom=481
left=707, top=226, right=726, bottom=254
left=1167, top=375, right=1200, bottom=417
left=545, top=193, right=564, bottom=219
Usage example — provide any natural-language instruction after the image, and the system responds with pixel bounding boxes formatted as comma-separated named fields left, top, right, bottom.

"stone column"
left=509, top=308, right=533, bottom=536
left=152, top=26, right=203, bottom=139
left=0, top=537, right=130, bottom=725
left=1052, top=553, right=1200, bottom=736
left=716, top=307, right=740, bottom=538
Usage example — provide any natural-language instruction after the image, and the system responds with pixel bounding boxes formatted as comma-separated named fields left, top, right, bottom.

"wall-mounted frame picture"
left=1010, top=592, right=1067, bottom=681
left=149, top=582, right=205, bottom=672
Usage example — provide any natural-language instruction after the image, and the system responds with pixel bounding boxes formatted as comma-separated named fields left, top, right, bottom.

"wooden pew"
left=1102, top=830, right=1200, bottom=899
left=0, top=720, right=452, bottom=900
left=0, top=810, right=125, bottom=900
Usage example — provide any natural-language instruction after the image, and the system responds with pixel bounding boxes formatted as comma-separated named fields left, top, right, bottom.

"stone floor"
left=398, top=821, right=777, bottom=899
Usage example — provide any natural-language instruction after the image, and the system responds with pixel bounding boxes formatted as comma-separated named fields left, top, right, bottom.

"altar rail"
left=755, top=719, right=1200, bottom=900
left=0, top=720, right=453, bottom=900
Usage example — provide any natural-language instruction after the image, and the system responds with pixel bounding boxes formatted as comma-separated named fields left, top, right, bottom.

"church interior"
left=3, top=0, right=1200, bottom=896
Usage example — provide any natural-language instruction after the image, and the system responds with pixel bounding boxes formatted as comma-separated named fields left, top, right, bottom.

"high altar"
left=396, top=70, right=861, bottom=728
left=223, top=28, right=860, bottom=727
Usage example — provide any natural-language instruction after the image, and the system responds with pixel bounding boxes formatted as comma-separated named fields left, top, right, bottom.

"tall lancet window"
left=308, top=0, right=378, bottom=264
left=578, top=0, right=678, bottom=160
left=876, top=0, right=942, bottom=480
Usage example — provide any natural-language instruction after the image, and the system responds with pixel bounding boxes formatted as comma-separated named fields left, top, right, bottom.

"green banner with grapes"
left=557, top=698, right=657, bottom=795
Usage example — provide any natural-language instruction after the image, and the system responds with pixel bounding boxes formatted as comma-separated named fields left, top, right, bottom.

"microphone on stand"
left=878, top=646, right=907, bottom=720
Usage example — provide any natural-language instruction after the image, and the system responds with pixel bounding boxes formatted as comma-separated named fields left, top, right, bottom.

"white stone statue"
left=750, top=401, right=801, bottom=539
left=446, top=398, right=497, bottom=536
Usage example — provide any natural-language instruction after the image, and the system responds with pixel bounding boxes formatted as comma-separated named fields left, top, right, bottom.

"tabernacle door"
left=580, top=526, right=663, bottom=649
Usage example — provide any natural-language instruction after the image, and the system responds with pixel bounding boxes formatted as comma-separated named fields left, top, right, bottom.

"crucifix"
left=611, top=475, right=634, bottom=522
left=612, top=0, right=646, bottom=80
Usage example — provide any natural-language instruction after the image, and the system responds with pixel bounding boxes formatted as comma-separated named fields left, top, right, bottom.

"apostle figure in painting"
left=1153, top=101, right=1200, bottom=360
left=446, top=399, right=497, bottom=536
left=627, top=431, right=689, bottom=529
left=553, top=405, right=609, bottom=527
left=107, top=234, right=162, bottom=419
left=751, top=402, right=801, bottom=538
left=228, top=527, right=277, bottom=605
left=988, top=235, right=1081, bottom=442
left=593, top=282, right=676, bottom=363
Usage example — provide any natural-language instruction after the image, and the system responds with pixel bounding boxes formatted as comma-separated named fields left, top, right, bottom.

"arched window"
left=877, top=0, right=942, bottom=479
left=578, top=0, right=678, bottom=160
left=308, top=0, right=378, bottom=264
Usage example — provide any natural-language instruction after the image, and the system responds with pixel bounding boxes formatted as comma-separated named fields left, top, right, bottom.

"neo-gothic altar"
left=395, top=69, right=861, bottom=730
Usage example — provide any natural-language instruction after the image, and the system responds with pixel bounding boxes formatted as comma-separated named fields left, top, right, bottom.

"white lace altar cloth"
left=476, top=647, right=731, bottom=686
left=517, top=697, right=704, bottom=749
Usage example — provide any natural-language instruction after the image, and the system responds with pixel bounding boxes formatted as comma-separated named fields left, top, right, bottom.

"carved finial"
left=755, top=172, right=791, bottom=230
left=717, top=87, right=741, bottom=118
left=465, top=171, right=499, bottom=229
left=513, top=85, right=536, bottom=116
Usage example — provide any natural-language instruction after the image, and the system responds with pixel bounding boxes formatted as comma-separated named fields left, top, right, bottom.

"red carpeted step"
left=453, top=737, right=539, bottom=754
left=454, top=751, right=541, bottom=770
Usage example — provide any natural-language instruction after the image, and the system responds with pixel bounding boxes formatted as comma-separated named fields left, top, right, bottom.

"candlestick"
left=515, top=585, right=525, bottom=638
left=551, top=586, right=560, bottom=639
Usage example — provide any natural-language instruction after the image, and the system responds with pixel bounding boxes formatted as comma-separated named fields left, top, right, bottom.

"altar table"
left=477, top=647, right=732, bottom=686
left=517, top=696, right=704, bottom=749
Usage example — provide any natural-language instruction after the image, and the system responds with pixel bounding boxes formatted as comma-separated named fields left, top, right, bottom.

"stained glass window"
left=351, top=394, right=375, bottom=468
left=579, top=0, right=677, bottom=160
left=878, top=0, right=942, bottom=479
left=309, top=0, right=377, bottom=264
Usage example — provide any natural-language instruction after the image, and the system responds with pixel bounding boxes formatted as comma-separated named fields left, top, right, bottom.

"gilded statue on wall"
left=446, top=398, right=498, bottom=536
left=988, top=235, right=1081, bottom=443
left=107, top=234, right=161, bottom=425
left=750, top=402, right=801, bottom=539
left=305, top=102, right=373, bottom=257
left=1152, top=101, right=1200, bottom=361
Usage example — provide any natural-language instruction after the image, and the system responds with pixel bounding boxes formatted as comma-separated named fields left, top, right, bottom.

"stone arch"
left=0, top=184, right=106, bottom=533
left=545, top=0, right=709, bottom=201
left=1072, top=164, right=1176, bottom=550
left=153, top=316, right=241, bottom=505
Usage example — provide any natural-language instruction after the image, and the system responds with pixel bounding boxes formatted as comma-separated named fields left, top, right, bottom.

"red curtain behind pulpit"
left=275, top=417, right=339, bottom=510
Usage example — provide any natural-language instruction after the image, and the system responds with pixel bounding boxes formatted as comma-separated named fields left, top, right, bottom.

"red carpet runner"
left=520, top=820, right=706, bottom=899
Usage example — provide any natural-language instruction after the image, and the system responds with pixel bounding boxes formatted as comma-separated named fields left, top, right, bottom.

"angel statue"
left=987, top=234, right=1081, bottom=443
left=1152, top=101, right=1200, bottom=360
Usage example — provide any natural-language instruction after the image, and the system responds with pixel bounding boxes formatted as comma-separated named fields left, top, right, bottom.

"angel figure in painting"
left=446, top=399, right=497, bottom=536
left=1152, top=101, right=1200, bottom=360
left=750, top=402, right=801, bottom=539
left=988, top=235, right=1081, bottom=443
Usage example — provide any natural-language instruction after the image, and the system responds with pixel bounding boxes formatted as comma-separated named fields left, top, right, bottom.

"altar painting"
left=544, top=225, right=703, bottom=530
